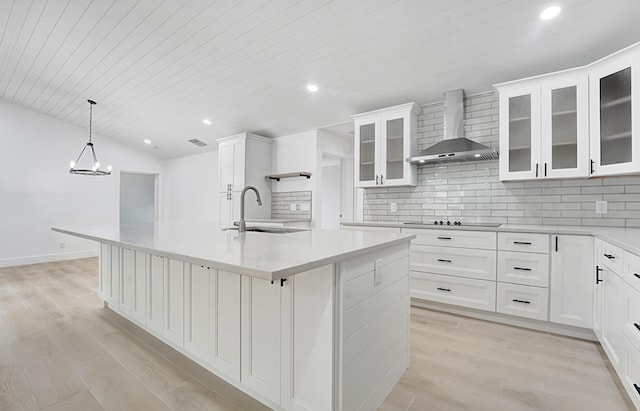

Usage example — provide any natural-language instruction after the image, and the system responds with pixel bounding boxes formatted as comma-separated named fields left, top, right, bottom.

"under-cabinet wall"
left=363, top=91, right=640, bottom=227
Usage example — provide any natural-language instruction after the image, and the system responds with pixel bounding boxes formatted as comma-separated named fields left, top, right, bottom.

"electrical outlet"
left=390, top=202, right=397, bottom=212
left=300, top=203, right=311, bottom=211
left=290, top=203, right=297, bottom=211
left=59, top=242, right=65, bottom=249
left=595, top=200, right=608, bottom=214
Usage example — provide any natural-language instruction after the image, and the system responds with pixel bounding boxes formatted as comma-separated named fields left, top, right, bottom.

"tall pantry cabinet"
left=218, top=133, right=272, bottom=227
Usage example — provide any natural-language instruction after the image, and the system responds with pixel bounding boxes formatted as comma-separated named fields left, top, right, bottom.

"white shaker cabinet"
left=119, top=249, right=147, bottom=325
left=217, top=133, right=273, bottom=226
left=164, top=259, right=185, bottom=347
left=549, top=235, right=594, bottom=328
left=589, top=43, right=640, bottom=176
left=600, top=241, right=625, bottom=371
left=593, top=239, right=605, bottom=339
left=185, top=266, right=241, bottom=380
left=147, top=254, right=166, bottom=335
left=352, top=103, right=418, bottom=188
left=241, top=275, right=282, bottom=404
left=99, top=243, right=120, bottom=308
left=496, top=69, right=589, bottom=181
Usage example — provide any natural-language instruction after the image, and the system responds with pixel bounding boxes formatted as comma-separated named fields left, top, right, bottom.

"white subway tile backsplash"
left=363, top=91, right=640, bottom=226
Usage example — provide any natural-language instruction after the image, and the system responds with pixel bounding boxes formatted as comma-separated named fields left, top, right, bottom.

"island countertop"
left=52, top=223, right=415, bottom=281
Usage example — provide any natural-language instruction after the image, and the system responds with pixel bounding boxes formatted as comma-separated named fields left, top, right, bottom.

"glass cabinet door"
left=541, top=73, right=589, bottom=178
left=590, top=51, right=639, bottom=177
left=498, top=85, right=541, bottom=180
left=357, top=121, right=377, bottom=184
left=508, top=94, right=533, bottom=173
left=384, top=116, right=405, bottom=182
left=599, top=67, right=632, bottom=166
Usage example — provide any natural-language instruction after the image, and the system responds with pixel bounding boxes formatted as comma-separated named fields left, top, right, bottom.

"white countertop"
left=342, top=222, right=640, bottom=256
left=52, top=223, right=415, bottom=281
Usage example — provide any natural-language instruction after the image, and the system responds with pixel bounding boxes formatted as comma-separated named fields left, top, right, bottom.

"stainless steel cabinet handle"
left=512, top=299, right=531, bottom=304
left=437, top=287, right=451, bottom=292
left=437, top=259, right=452, bottom=263
left=514, top=267, right=532, bottom=271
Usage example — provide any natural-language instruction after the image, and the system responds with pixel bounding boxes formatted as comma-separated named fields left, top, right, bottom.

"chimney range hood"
left=408, top=89, right=498, bottom=164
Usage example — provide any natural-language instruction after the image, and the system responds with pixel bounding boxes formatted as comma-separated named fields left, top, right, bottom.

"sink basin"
left=222, top=226, right=307, bottom=234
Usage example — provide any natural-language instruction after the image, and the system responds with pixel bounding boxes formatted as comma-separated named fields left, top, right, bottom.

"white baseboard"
left=0, top=250, right=98, bottom=268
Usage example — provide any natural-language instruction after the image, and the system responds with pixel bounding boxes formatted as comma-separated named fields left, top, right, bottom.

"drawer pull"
left=603, top=253, right=614, bottom=259
left=513, top=241, right=532, bottom=245
left=635, top=383, right=640, bottom=396
left=635, top=323, right=640, bottom=332
left=437, top=287, right=451, bottom=292
left=513, top=267, right=532, bottom=271
left=437, top=259, right=452, bottom=263
left=634, top=273, right=640, bottom=280
left=437, top=236, right=452, bottom=240
left=512, top=299, right=531, bottom=304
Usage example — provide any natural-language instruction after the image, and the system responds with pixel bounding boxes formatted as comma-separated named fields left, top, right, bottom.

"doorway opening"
left=119, top=172, right=158, bottom=224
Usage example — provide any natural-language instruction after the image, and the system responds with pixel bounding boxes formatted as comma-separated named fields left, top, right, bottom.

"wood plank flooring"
left=0, top=258, right=634, bottom=411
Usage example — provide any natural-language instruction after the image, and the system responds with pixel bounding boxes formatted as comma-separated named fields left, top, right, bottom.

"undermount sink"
left=222, top=226, right=307, bottom=234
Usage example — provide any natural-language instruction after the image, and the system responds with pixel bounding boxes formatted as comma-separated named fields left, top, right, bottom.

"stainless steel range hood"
left=408, top=89, right=498, bottom=164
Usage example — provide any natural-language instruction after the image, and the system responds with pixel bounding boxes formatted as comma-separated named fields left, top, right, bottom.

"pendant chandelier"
left=69, top=99, right=112, bottom=176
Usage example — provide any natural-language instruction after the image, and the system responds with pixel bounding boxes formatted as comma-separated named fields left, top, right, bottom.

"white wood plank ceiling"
left=1, top=0, right=639, bottom=158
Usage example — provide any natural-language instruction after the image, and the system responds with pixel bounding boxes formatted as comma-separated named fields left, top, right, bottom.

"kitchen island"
left=52, top=223, right=415, bottom=411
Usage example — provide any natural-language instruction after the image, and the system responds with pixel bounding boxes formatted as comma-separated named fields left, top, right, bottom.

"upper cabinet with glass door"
left=352, top=103, right=419, bottom=188
left=496, top=68, right=590, bottom=181
left=589, top=43, right=640, bottom=176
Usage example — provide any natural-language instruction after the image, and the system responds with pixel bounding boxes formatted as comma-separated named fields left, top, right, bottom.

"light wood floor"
left=0, top=258, right=634, bottom=411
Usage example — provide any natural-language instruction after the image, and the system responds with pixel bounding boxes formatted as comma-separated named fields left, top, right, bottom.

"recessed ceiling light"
left=306, top=84, right=318, bottom=92
left=143, top=139, right=152, bottom=145
left=202, top=118, right=212, bottom=125
left=540, top=6, right=561, bottom=20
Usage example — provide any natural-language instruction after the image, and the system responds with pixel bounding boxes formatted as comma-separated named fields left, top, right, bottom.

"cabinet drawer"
left=402, top=229, right=496, bottom=250
left=410, top=272, right=496, bottom=312
left=602, top=241, right=624, bottom=274
left=410, top=245, right=496, bottom=281
left=623, top=336, right=640, bottom=408
left=496, top=282, right=548, bottom=321
left=498, top=232, right=549, bottom=254
left=498, top=251, right=549, bottom=287
left=625, top=251, right=640, bottom=293
left=624, top=283, right=640, bottom=345
left=341, top=225, right=401, bottom=233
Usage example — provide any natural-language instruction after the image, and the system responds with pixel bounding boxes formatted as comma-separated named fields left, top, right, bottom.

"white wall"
left=271, top=130, right=319, bottom=225
left=163, top=150, right=219, bottom=223
left=0, top=98, right=165, bottom=267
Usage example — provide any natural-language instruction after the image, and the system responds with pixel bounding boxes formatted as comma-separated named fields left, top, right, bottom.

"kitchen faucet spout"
left=238, top=186, right=262, bottom=232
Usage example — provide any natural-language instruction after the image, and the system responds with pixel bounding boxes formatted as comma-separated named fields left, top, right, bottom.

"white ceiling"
left=1, top=0, right=639, bottom=158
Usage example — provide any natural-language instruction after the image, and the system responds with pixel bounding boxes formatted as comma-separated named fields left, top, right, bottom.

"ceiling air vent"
left=188, top=138, right=207, bottom=147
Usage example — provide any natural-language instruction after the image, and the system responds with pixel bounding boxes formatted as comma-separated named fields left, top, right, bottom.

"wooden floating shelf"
left=267, top=171, right=312, bottom=181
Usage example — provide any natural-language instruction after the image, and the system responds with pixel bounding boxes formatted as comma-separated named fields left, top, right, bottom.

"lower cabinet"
left=410, top=271, right=496, bottom=312
left=593, top=239, right=605, bottom=339
left=99, top=243, right=120, bottom=307
left=623, top=335, right=640, bottom=409
left=119, top=248, right=147, bottom=325
left=240, top=275, right=282, bottom=403
left=185, top=266, right=241, bottom=380
left=496, top=282, right=548, bottom=321
left=164, top=260, right=185, bottom=347
left=147, top=254, right=166, bottom=334
left=549, top=235, right=594, bottom=328
left=602, top=262, right=624, bottom=370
